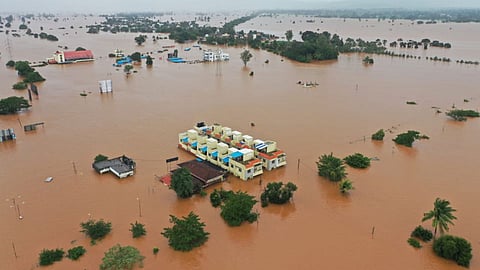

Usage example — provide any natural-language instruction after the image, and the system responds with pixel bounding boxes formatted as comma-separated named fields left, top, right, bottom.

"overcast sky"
left=3, top=0, right=480, bottom=13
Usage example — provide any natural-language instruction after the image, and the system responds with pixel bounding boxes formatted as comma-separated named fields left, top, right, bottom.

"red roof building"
left=50, top=50, right=94, bottom=64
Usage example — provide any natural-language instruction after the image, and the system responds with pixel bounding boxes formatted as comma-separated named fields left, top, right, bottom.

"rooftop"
left=177, top=159, right=227, bottom=185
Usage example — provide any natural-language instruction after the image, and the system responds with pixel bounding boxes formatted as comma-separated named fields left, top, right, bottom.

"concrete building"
left=92, top=155, right=136, bottom=178
left=48, top=50, right=94, bottom=64
left=203, top=49, right=230, bottom=62
left=178, top=122, right=285, bottom=181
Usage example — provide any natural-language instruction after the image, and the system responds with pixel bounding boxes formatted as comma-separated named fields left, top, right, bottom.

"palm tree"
left=422, top=198, right=457, bottom=239
left=316, top=153, right=347, bottom=182
left=339, top=179, right=354, bottom=194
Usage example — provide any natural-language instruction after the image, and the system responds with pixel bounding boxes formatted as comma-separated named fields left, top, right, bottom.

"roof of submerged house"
left=62, top=50, right=94, bottom=60
left=177, top=159, right=227, bottom=184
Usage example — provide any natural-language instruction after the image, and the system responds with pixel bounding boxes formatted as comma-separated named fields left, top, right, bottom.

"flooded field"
left=1, top=14, right=479, bottom=270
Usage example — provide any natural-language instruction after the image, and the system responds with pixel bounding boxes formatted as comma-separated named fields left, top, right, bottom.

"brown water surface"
left=1, top=15, right=479, bottom=270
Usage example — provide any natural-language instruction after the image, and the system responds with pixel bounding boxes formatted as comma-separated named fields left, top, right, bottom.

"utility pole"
left=136, top=197, right=142, bottom=217
left=12, top=242, right=17, bottom=259
left=72, top=161, right=77, bottom=175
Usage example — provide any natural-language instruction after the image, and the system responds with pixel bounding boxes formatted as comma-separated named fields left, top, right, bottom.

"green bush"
left=39, top=248, right=64, bottom=266
left=433, top=235, right=472, bottom=267
left=94, top=154, right=108, bottom=163
left=410, top=225, right=433, bottom=242
left=23, top=71, right=46, bottom=83
left=344, top=153, right=370, bottom=168
left=130, top=221, right=146, bottom=238
left=210, top=190, right=222, bottom=207
left=446, top=110, right=480, bottom=121
left=6, top=60, right=15, bottom=67
left=220, top=191, right=258, bottom=226
left=12, top=82, right=28, bottom=90
left=80, top=219, right=112, bottom=242
left=407, top=238, right=422, bottom=248
left=66, top=246, right=86, bottom=260
left=153, top=247, right=159, bottom=255
left=316, top=153, right=347, bottom=182
left=161, top=212, right=209, bottom=251
left=371, top=129, right=385, bottom=141
left=339, top=179, right=354, bottom=193
left=260, top=182, right=297, bottom=207
left=393, top=130, right=427, bottom=147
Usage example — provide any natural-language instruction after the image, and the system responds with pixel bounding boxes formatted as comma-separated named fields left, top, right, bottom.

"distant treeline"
left=260, top=9, right=480, bottom=23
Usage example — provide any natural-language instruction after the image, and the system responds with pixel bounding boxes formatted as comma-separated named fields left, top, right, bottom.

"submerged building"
left=48, top=50, right=94, bottom=64
left=178, top=122, right=286, bottom=181
left=92, top=155, right=136, bottom=178
left=203, top=49, right=230, bottom=62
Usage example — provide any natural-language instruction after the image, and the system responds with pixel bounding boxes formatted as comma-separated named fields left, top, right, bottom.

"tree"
left=134, top=35, right=146, bottom=45
left=371, top=129, right=385, bottom=141
left=433, top=235, right=472, bottom=267
left=220, top=191, right=258, bottom=226
left=6, top=60, right=15, bottom=67
left=75, top=47, right=86, bottom=51
left=410, top=225, right=433, bottom=242
left=285, top=29, right=293, bottom=41
left=344, top=153, right=370, bottom=168
left=12, top=82, right=28, bottom=90
left=393, top=130, right=428, bottom=147
left=124, top=64, right=133, bottom=75
left=24, top=71, right=45, bottom=83
left=0, top=96, right=31, bottom=114
left=80, top=219, right=112, bottom=243
left=422, top=198, right=457, bottom=238
left=100, top=244, right=145, bottom=270
left=446, top=109, right=480, bottom=121
left=14, top=61, right=34, bottom=76
left=170, top=167, right=194, bottom=198
left=94, top=154, right=109, bottom=163
left=339, top=179, right=354, bottom=193
left=130, top=221, right=146, bottom=238
left=19, top=24, right=28, bottom=30
left=161, top=212, right=209, bottom=251
left=39, top=248, right=64, bottom=266
left=363, top=56, right=374, bottom=64
left=130, top=52, right=142, bottom=62
left=146, top=55, right=153, bottom=66
left=260, top=182, right=297, bottom=207
left=240, top=49, right=253, bottom=67
left=316, top=153, right=347, bottom=182
left=66, top=246, right=86, bottom=260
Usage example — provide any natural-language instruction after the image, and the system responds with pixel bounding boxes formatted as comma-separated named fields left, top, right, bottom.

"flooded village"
left=1, top=8, right=480, bottom=270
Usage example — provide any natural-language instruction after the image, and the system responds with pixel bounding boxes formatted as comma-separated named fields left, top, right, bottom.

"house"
left=48, top=50, right=94, bottom=64
left=178, top=122, right=285, bottom=181
left=0, top=128, right=16, bottom=142
left=254, top=140, right=287, bottom=171
left=92, top=155, right=136, bottom=178
left=203, top=49, right=229, bottom=62
left=176, top=159, right=228, bottom=188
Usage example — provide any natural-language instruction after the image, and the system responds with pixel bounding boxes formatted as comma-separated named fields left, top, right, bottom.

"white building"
left=203, top=49, right=230, bottom=62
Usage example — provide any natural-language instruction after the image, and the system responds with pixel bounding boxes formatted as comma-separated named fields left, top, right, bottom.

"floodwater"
left=1, top=14, right=479, bottom=270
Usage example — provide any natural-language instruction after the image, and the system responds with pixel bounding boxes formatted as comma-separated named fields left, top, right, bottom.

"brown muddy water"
left=1, top=15, right=479, bottom=270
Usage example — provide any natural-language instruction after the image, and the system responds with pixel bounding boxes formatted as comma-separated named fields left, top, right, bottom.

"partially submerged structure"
left=0, top=128, right=16, bottom=142
left=176, top=159, right=227, bottom=188
left=178, top=122, right=286, bottom=180
left=99, top=80, right=113, bottom=93
left=203, top=49, right=229, bottom=62
left=48, top=50, right=94, bottom=64
left=92, top=155, right=136, bottom=178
